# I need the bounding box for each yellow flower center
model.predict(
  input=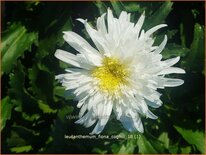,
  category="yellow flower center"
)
[92,57,129,94]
